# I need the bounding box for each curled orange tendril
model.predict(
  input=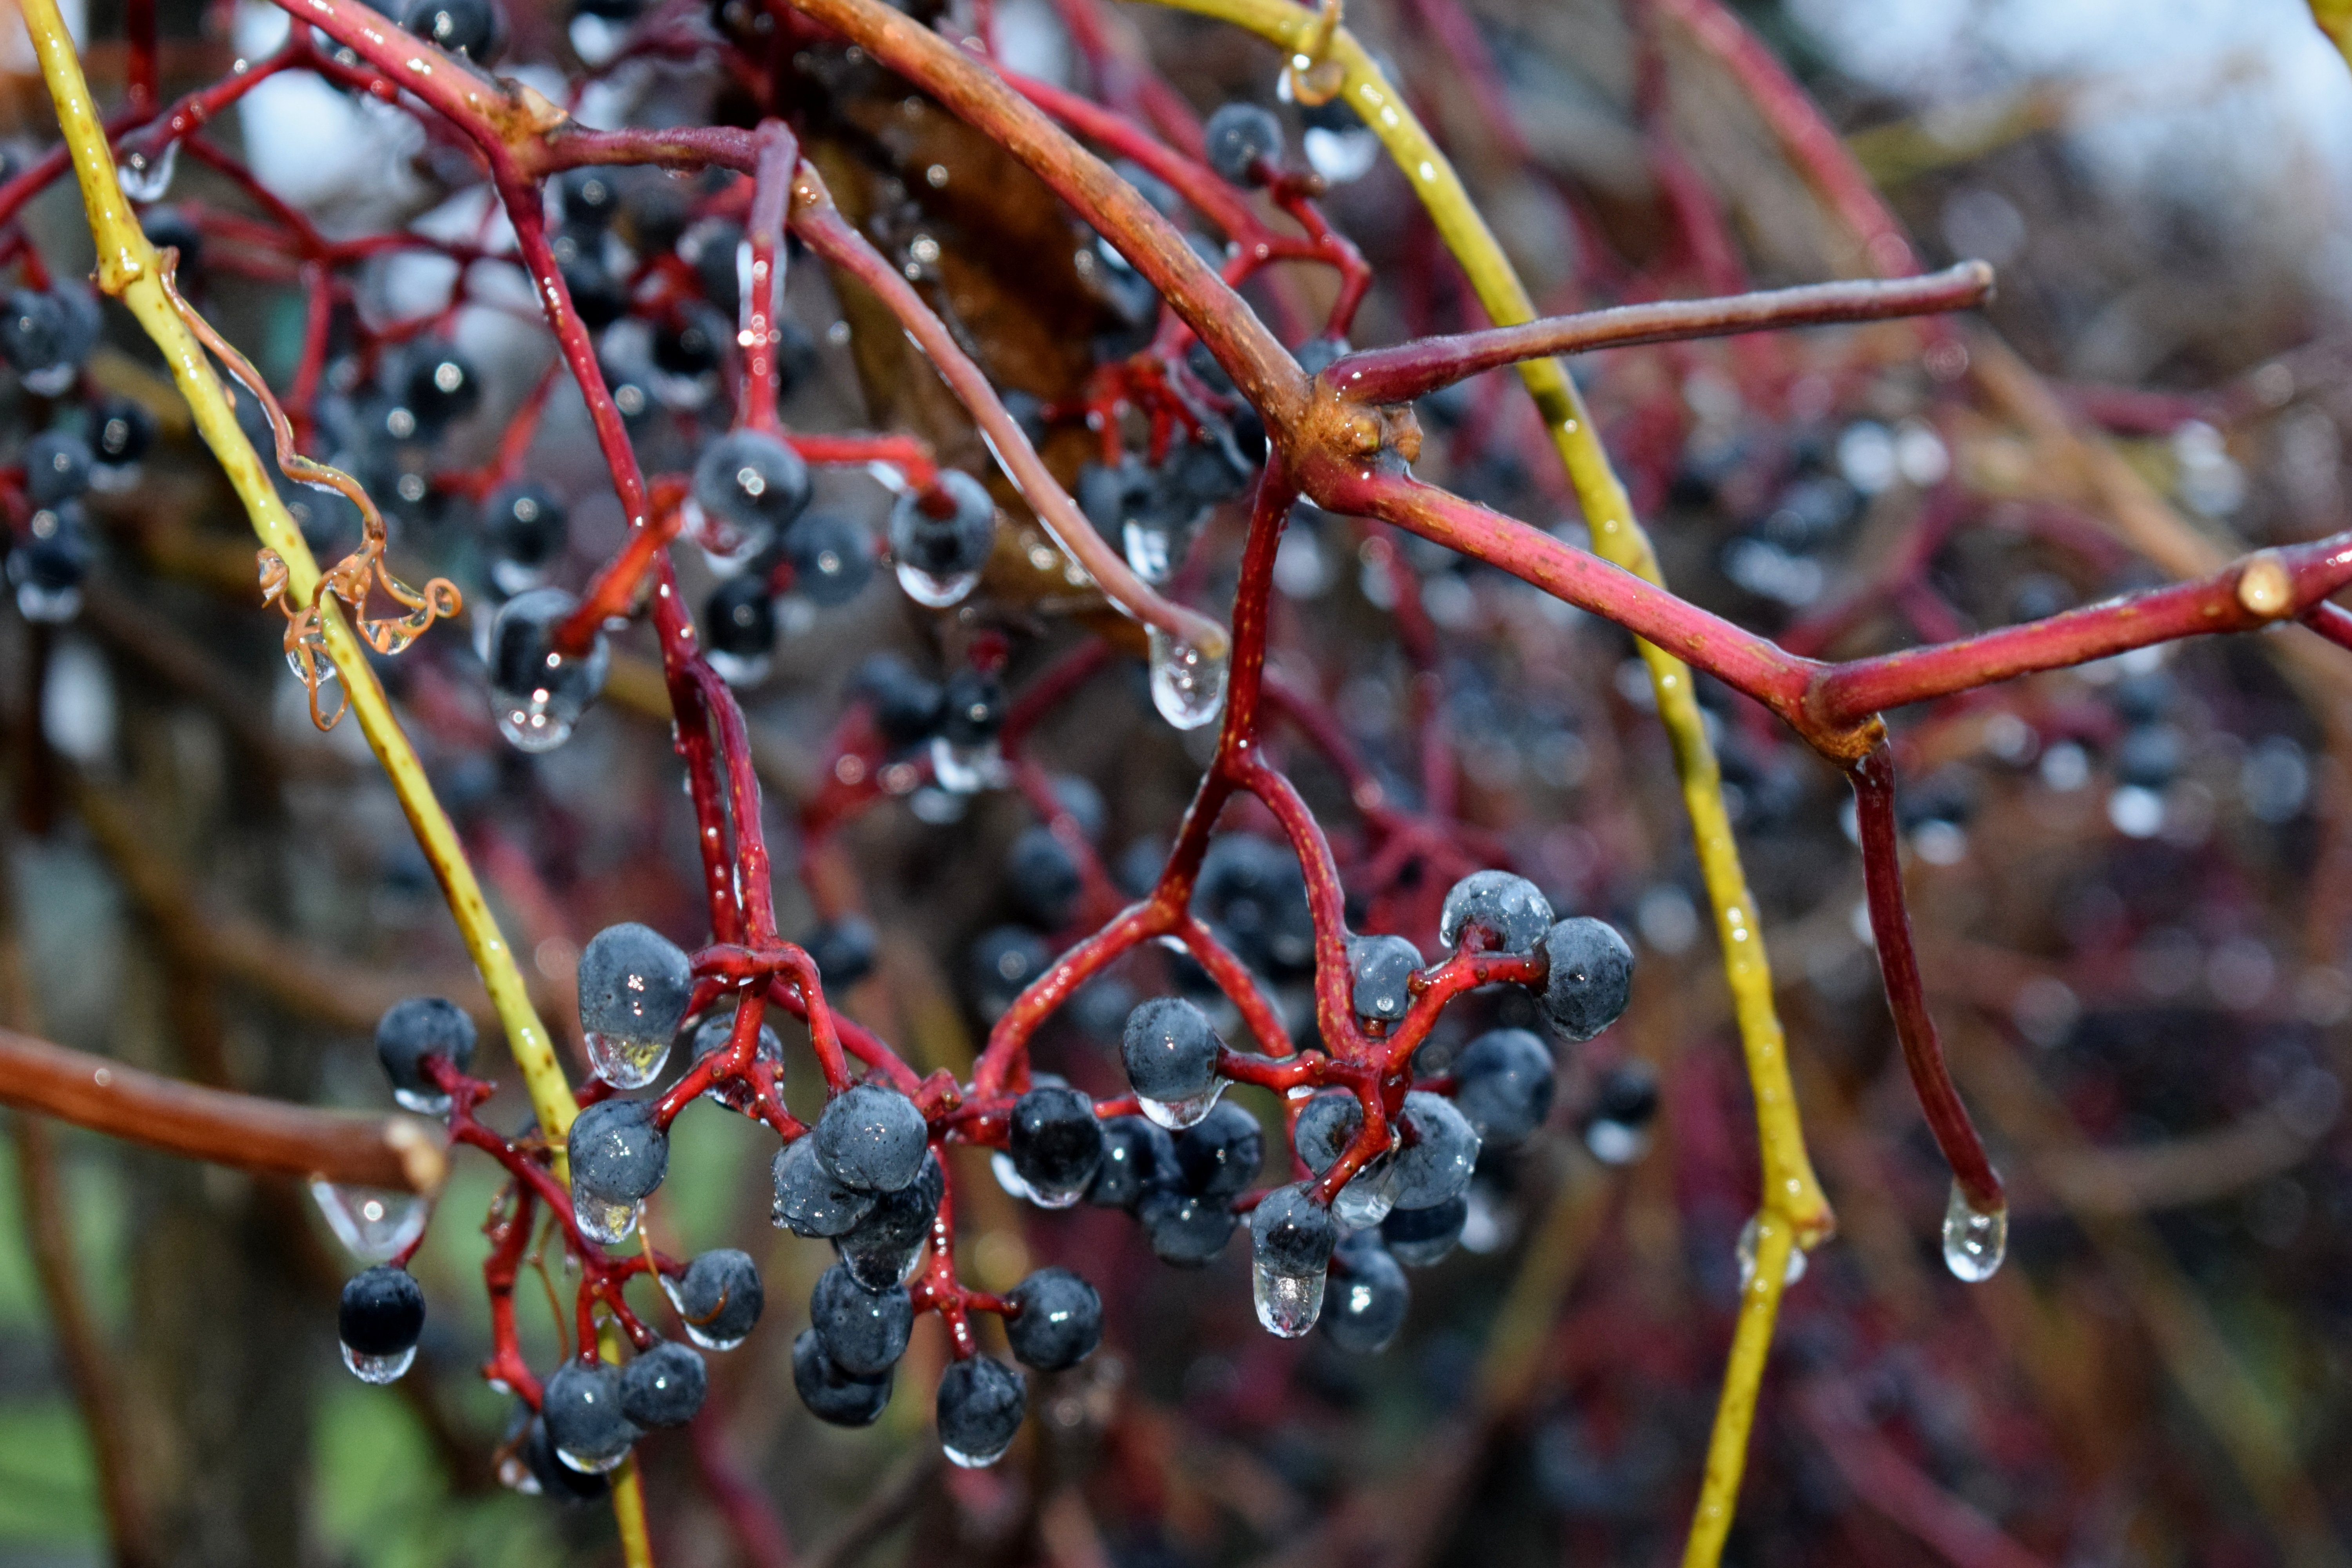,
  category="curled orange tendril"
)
[156,249,462,731]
